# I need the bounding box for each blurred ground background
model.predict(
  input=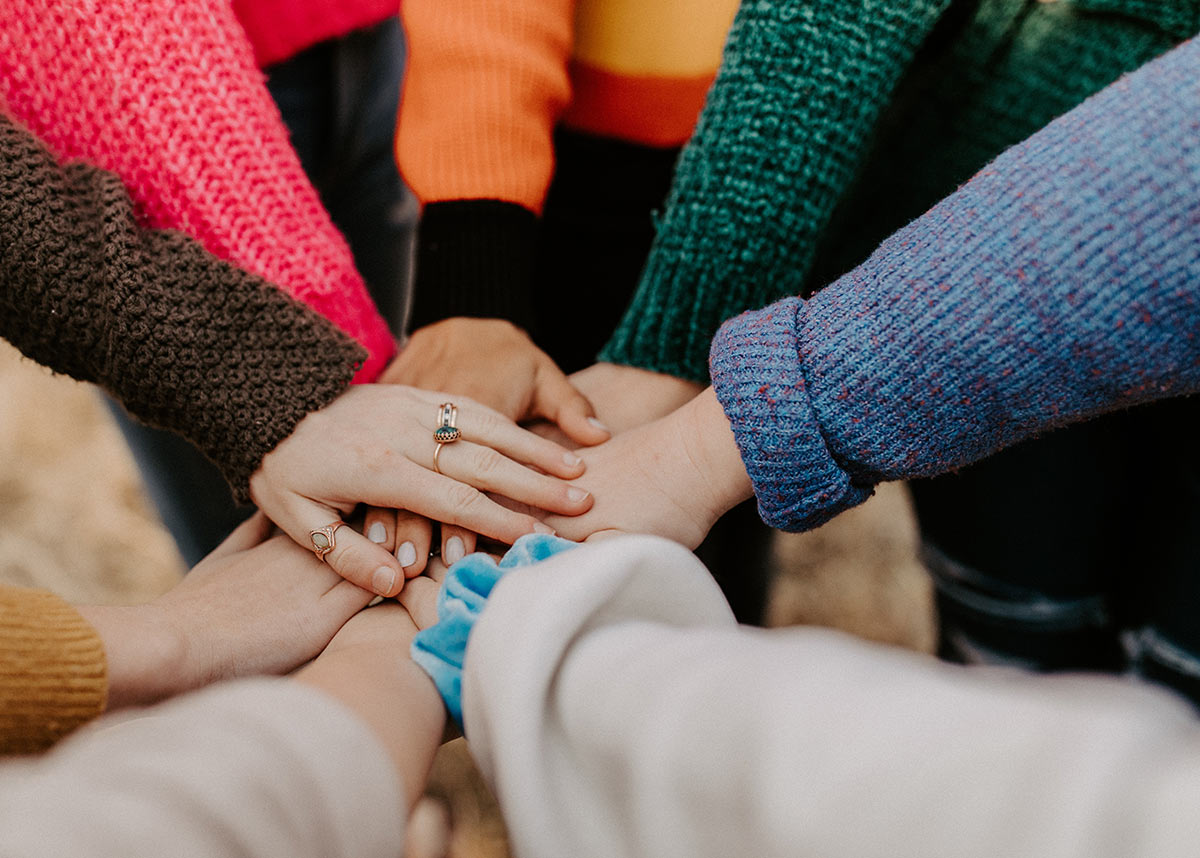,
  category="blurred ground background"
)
[0,338,935,856]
